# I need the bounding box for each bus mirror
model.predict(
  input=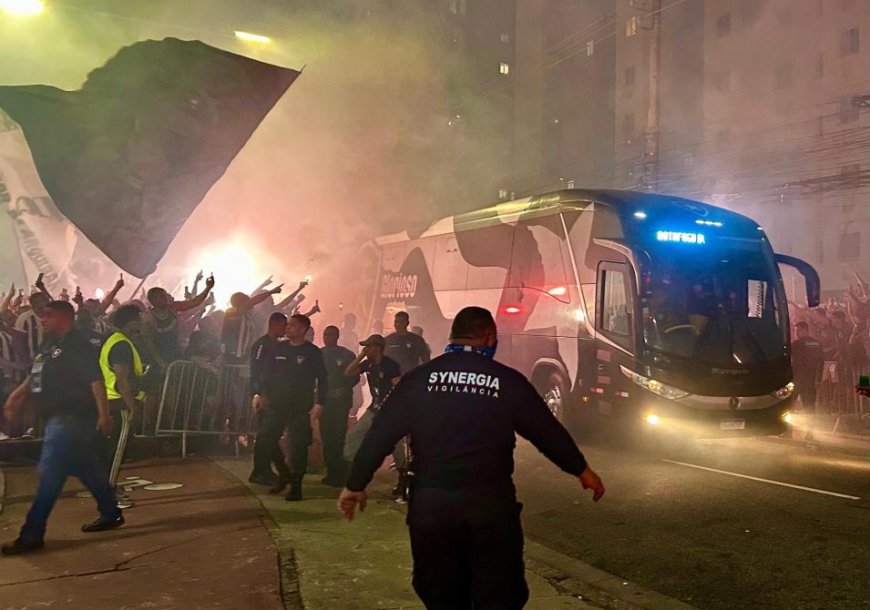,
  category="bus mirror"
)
[775,253,820,308]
